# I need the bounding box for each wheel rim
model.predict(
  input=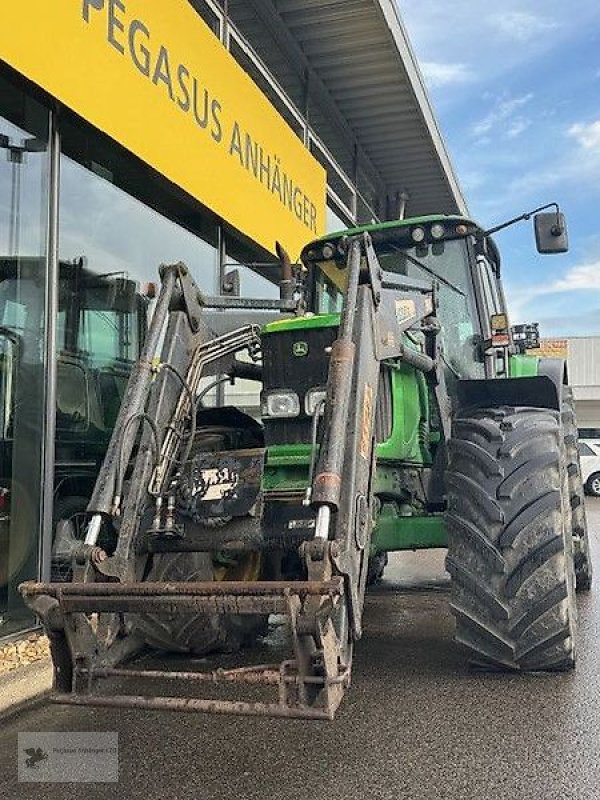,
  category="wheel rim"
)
[591,476,600,495]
